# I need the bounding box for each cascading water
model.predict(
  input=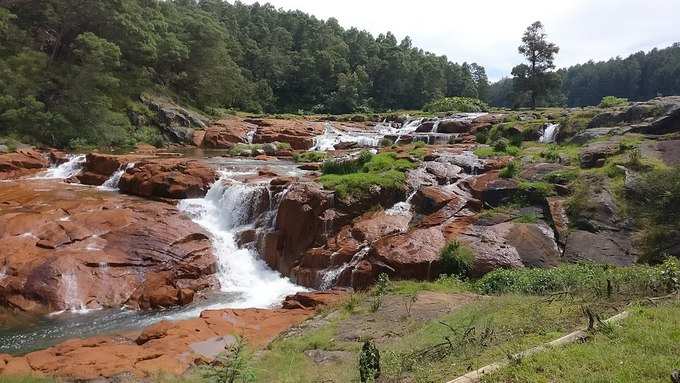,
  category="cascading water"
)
[98,163,135,191]
[178,172,303,308]
[37,154,86,179]
[539,123,560,143]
